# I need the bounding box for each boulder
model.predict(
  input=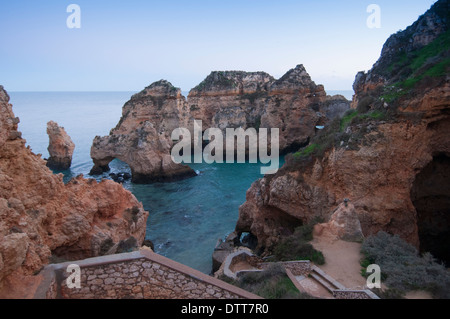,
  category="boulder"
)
[313,201,364,242]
